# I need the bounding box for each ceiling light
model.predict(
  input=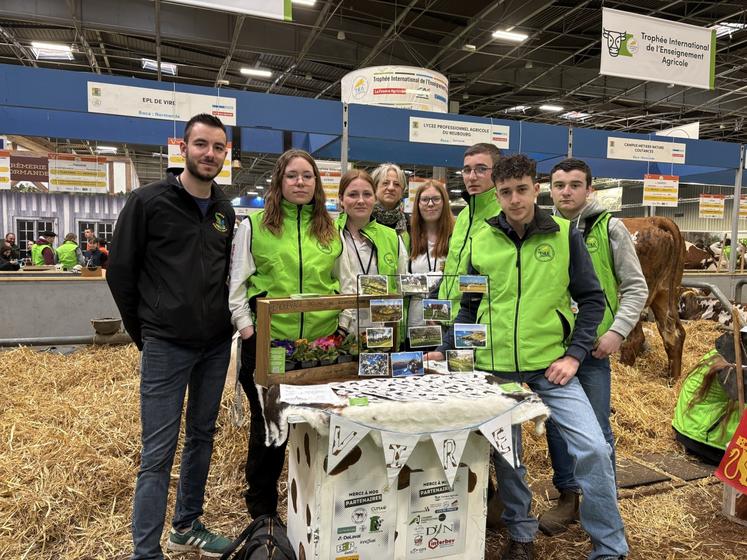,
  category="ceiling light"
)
[246,191,259,196]
[539,104,564,112]
[292,0,316,5]
[337,30,346,40]
[463,44,477,51]
[95,146,118,154]
[142,58,178,76]
[524,60,533,69]
[560,111,591,121]
[216,79,230,86]
[265,178,272,182]
[31,42,74,60]
[505,105,531,113]
[491,30,528,42]
[711,22,747,38]
[449,189,462,193]
[241,68,273,78]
